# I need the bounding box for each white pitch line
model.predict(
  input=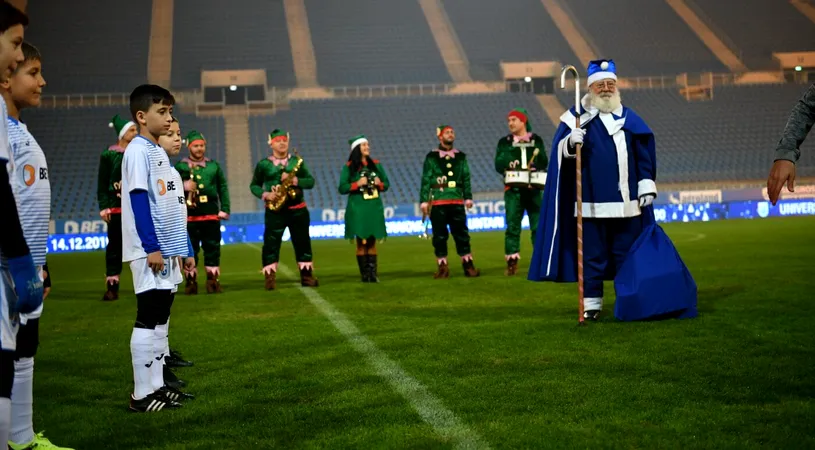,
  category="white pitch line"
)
[686,233,707,242]
[248,244,489,450]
